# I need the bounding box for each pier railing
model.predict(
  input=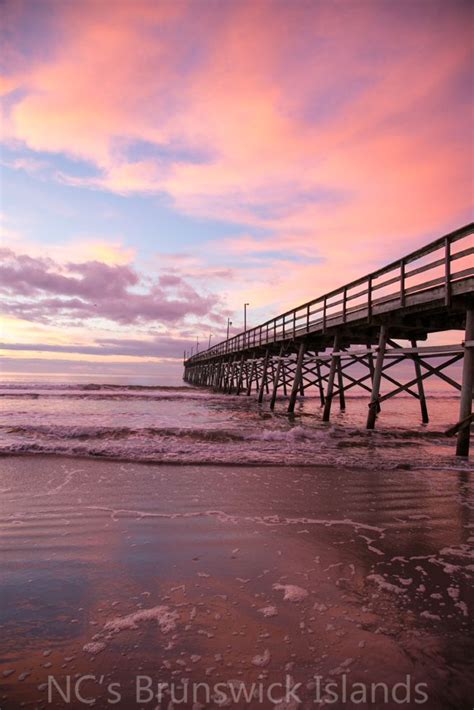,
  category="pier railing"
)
[186,223,473,363]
